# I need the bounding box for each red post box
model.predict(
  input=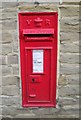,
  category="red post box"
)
[18,12,58,107]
